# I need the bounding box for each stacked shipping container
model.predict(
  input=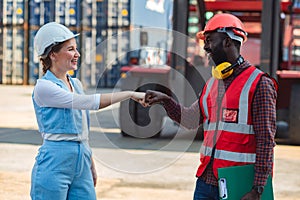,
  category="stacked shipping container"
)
[0,0,27,84]
[98,0,130,87]
[28,0,55,84]
[0,0,130,87]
